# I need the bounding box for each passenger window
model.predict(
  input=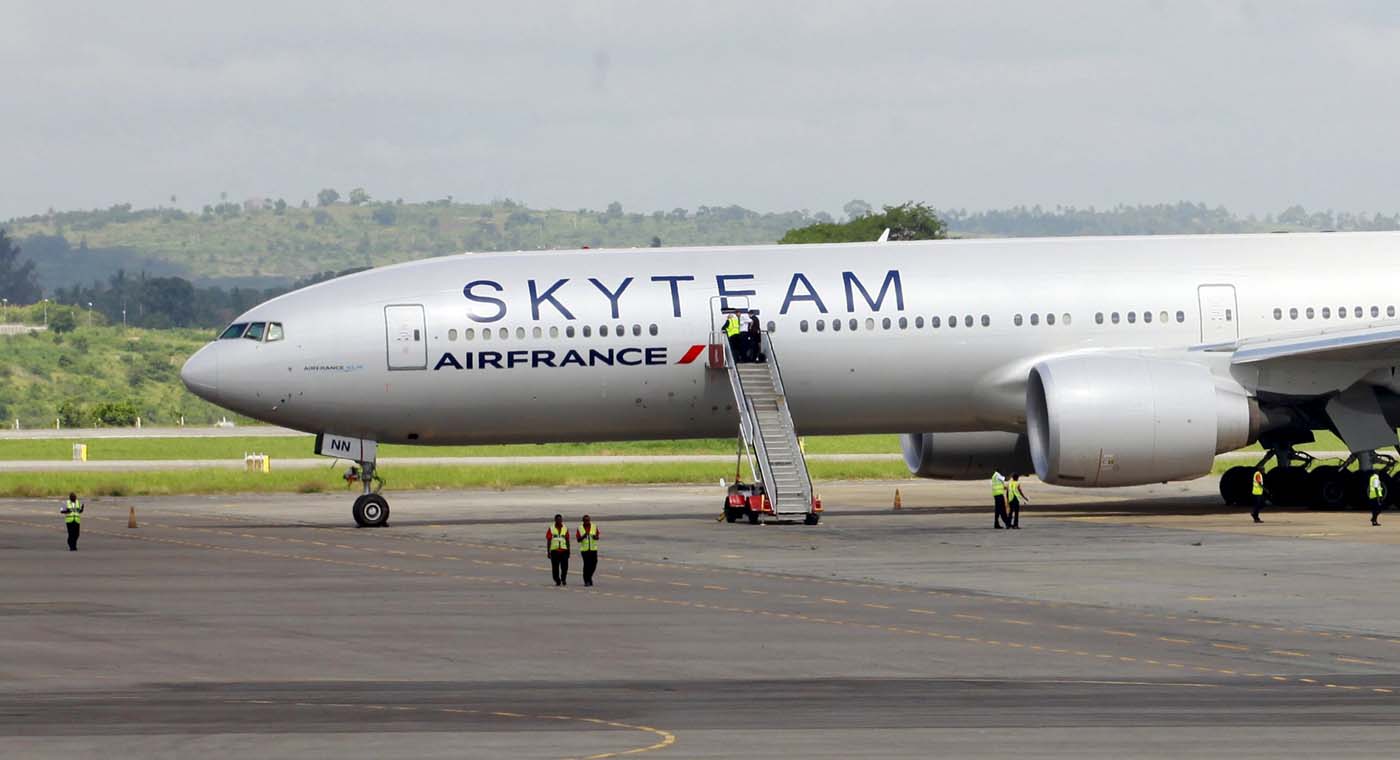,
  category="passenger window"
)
[1062,313,1071,326]
[1014,314,1023,326]
[549,326,559,338]
[800,320,810,332]
[1391,306,1397,318]
[1144,311,1153,323]
[1030,314,1039,326]
[816,319,825,332]
[498,327,508,339]
[767,321,776,333]
[1322,307,1331,319]
[867,318,877,330]
[1111,312,1120,324]
[1337,307,1345,319]
[566,326,576,338]
[448,328,458,342]
[1273,308,1282,320]
[1176,311,1185,323]
[632,324,641,337]
[832,319,842,332]
[533,327,543,338]
[583,326,592,337]
[1226,309,1233,321]
[1372,306,1380,318]
[898,317,908,329]
[1158,311,1167,324]
[1127,312,1136,324]
[931,316,941,328]
[963,315,972,327]
[649,324,658,336]
[849,319,858,331]
[915,316,925,328]
[219,322,248,340]
[266,323,284,342]
[1289,308,1298,320]
[600,325,609,337]
[615,324,624,337]
[1095,312,1103,325]
[1355,307,1363,319]
[244,322,266,341]
[516,327,526,339]
[466,328,476,340]
[1046,313,1055,326]
[980,315,990,327]
[948,315,957,329]
[1306,308,1315,319]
